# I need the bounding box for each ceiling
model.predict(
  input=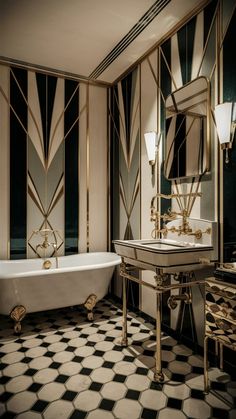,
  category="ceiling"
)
[0,0,206,84]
